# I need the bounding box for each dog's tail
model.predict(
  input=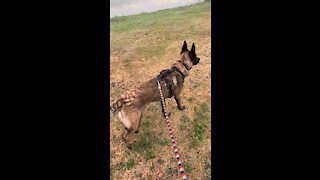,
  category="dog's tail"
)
[110,88,142,119]
[110,98,125,118]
